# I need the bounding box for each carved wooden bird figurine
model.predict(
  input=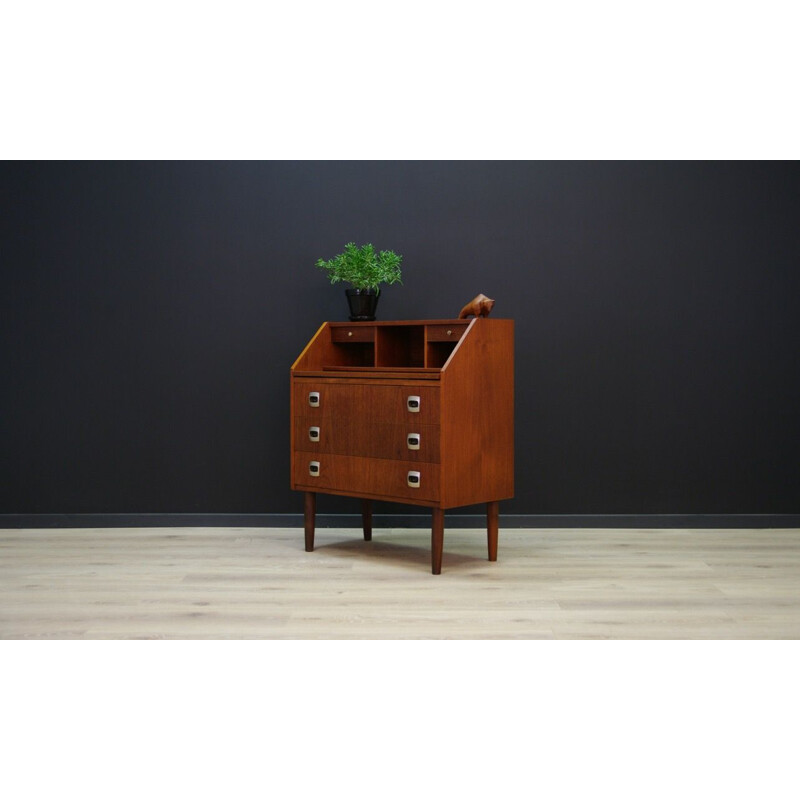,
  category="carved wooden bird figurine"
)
[458,293,495,319]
